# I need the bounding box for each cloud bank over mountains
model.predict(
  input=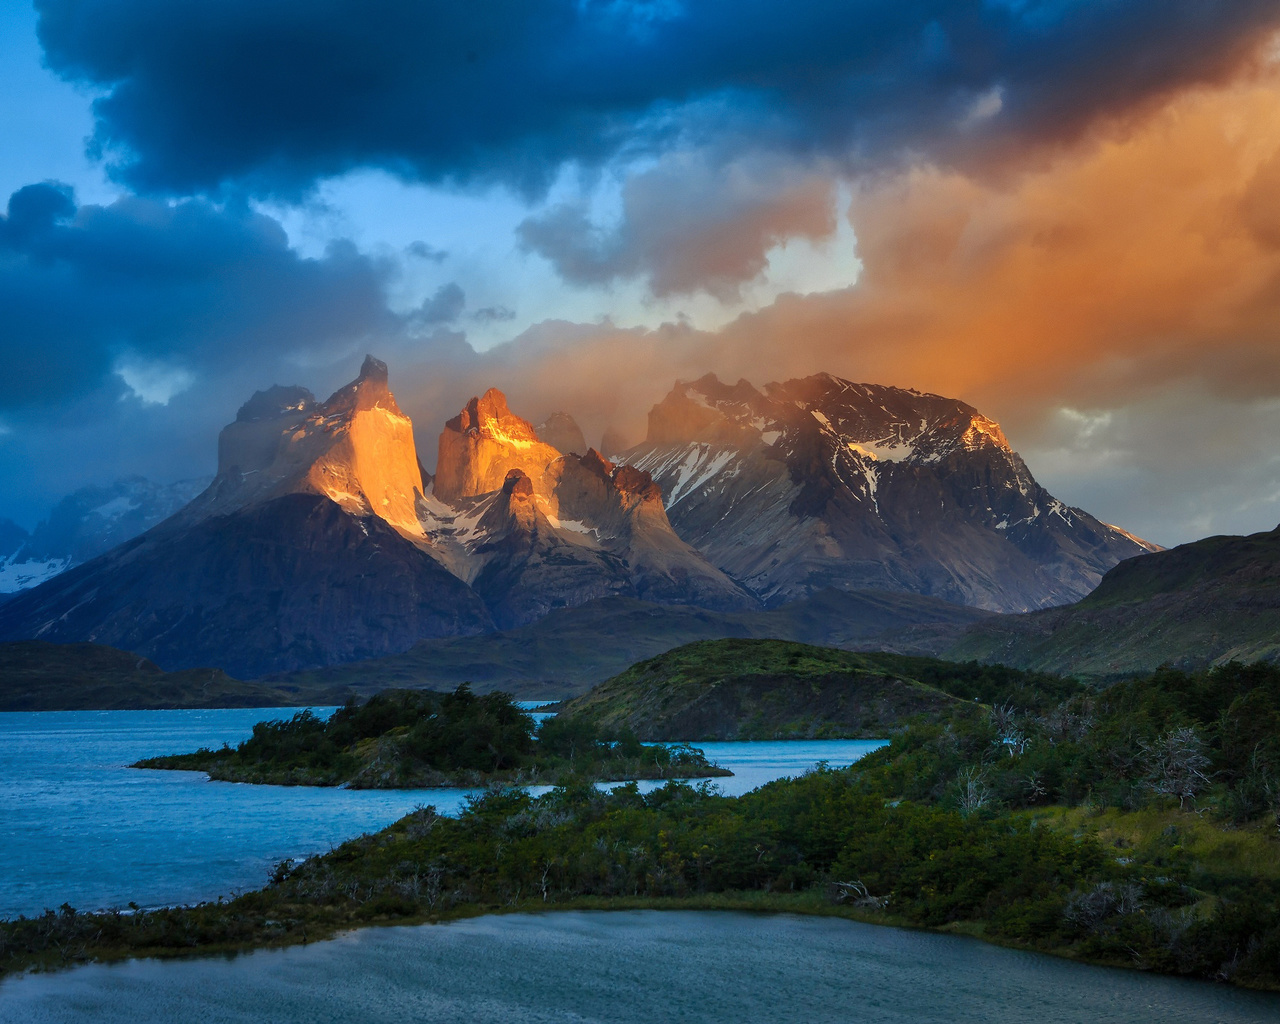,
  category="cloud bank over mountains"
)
[1,1,1279,544]
[34,0,1276,195]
